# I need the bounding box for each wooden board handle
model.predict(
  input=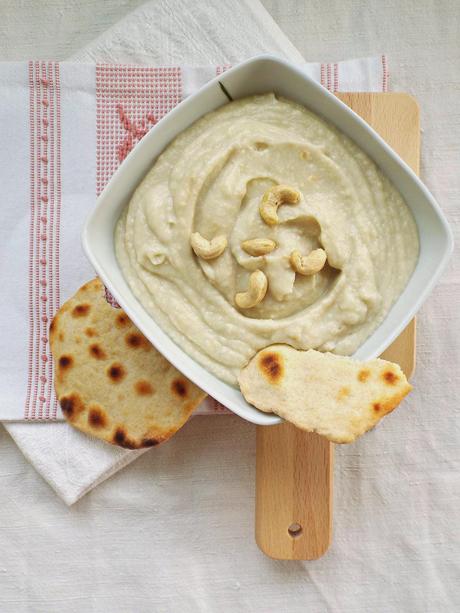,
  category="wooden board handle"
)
[255,423,333,560]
